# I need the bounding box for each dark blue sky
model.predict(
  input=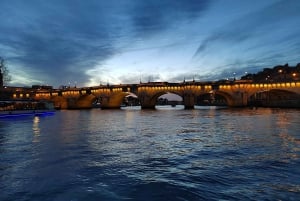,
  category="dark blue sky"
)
[0,0,299,87]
